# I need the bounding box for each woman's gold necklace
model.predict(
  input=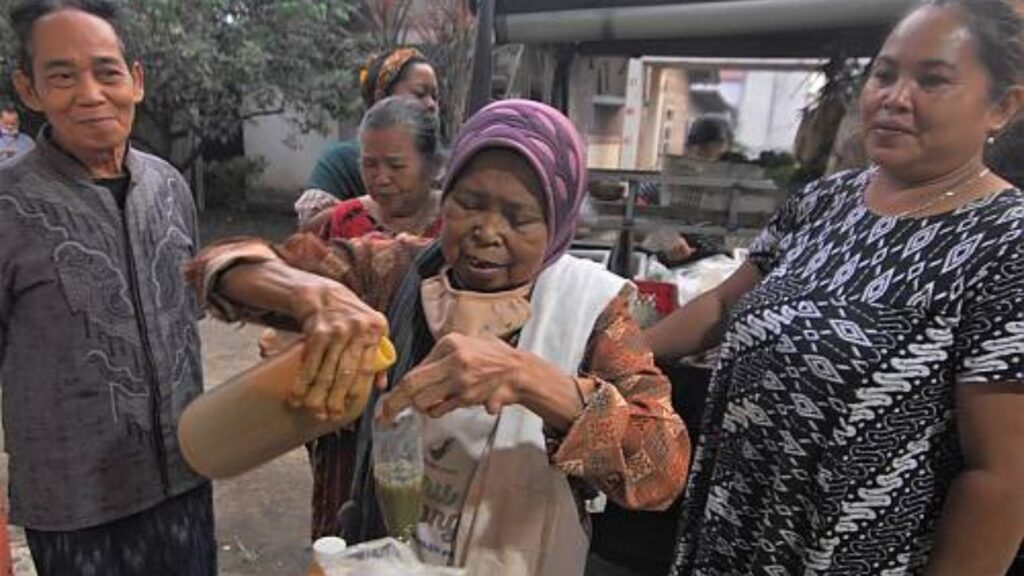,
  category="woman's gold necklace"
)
[874,167,992,218]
